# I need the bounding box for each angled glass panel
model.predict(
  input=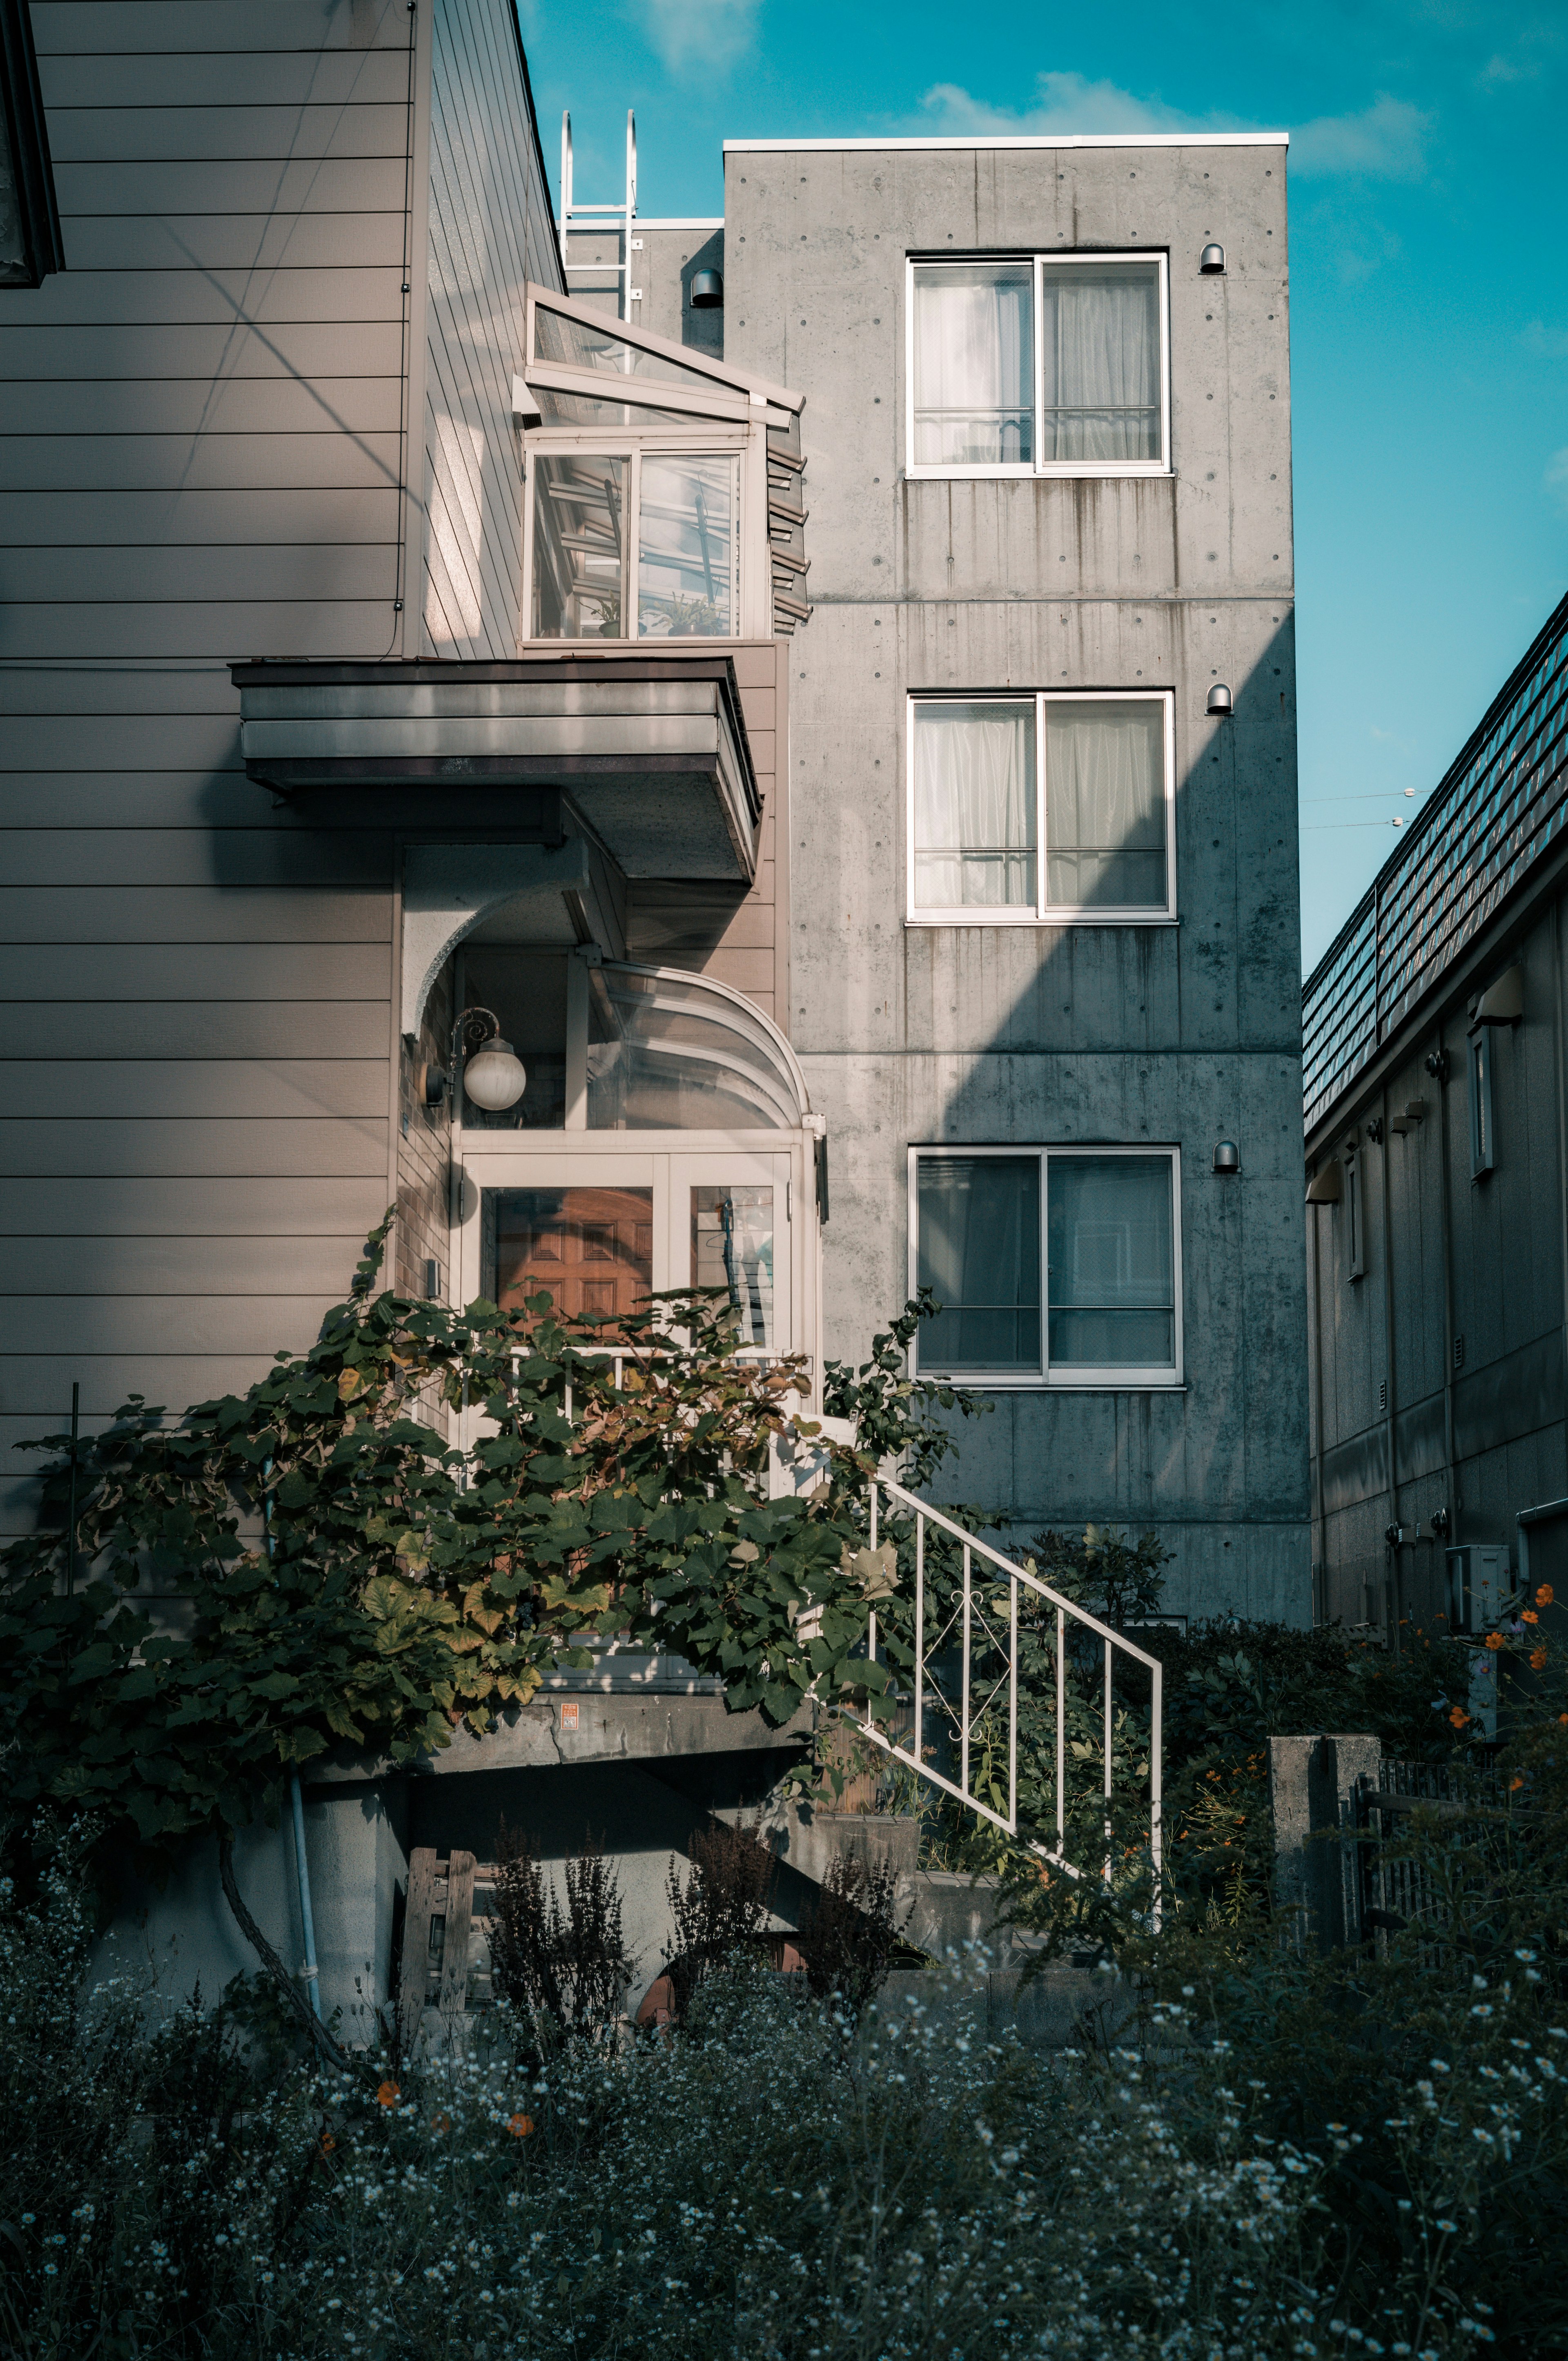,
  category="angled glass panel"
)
[912,700,1036,910]
[534,303,731,395]
[1045,698,1166,908]
[1039,262,1161,464]
[532,384,719,430]
[912,263,1033,467]
[917,1156,1041,1372]
[1048,1155,1174,1367]
[530,453,628,639]
[637,454,737,638]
